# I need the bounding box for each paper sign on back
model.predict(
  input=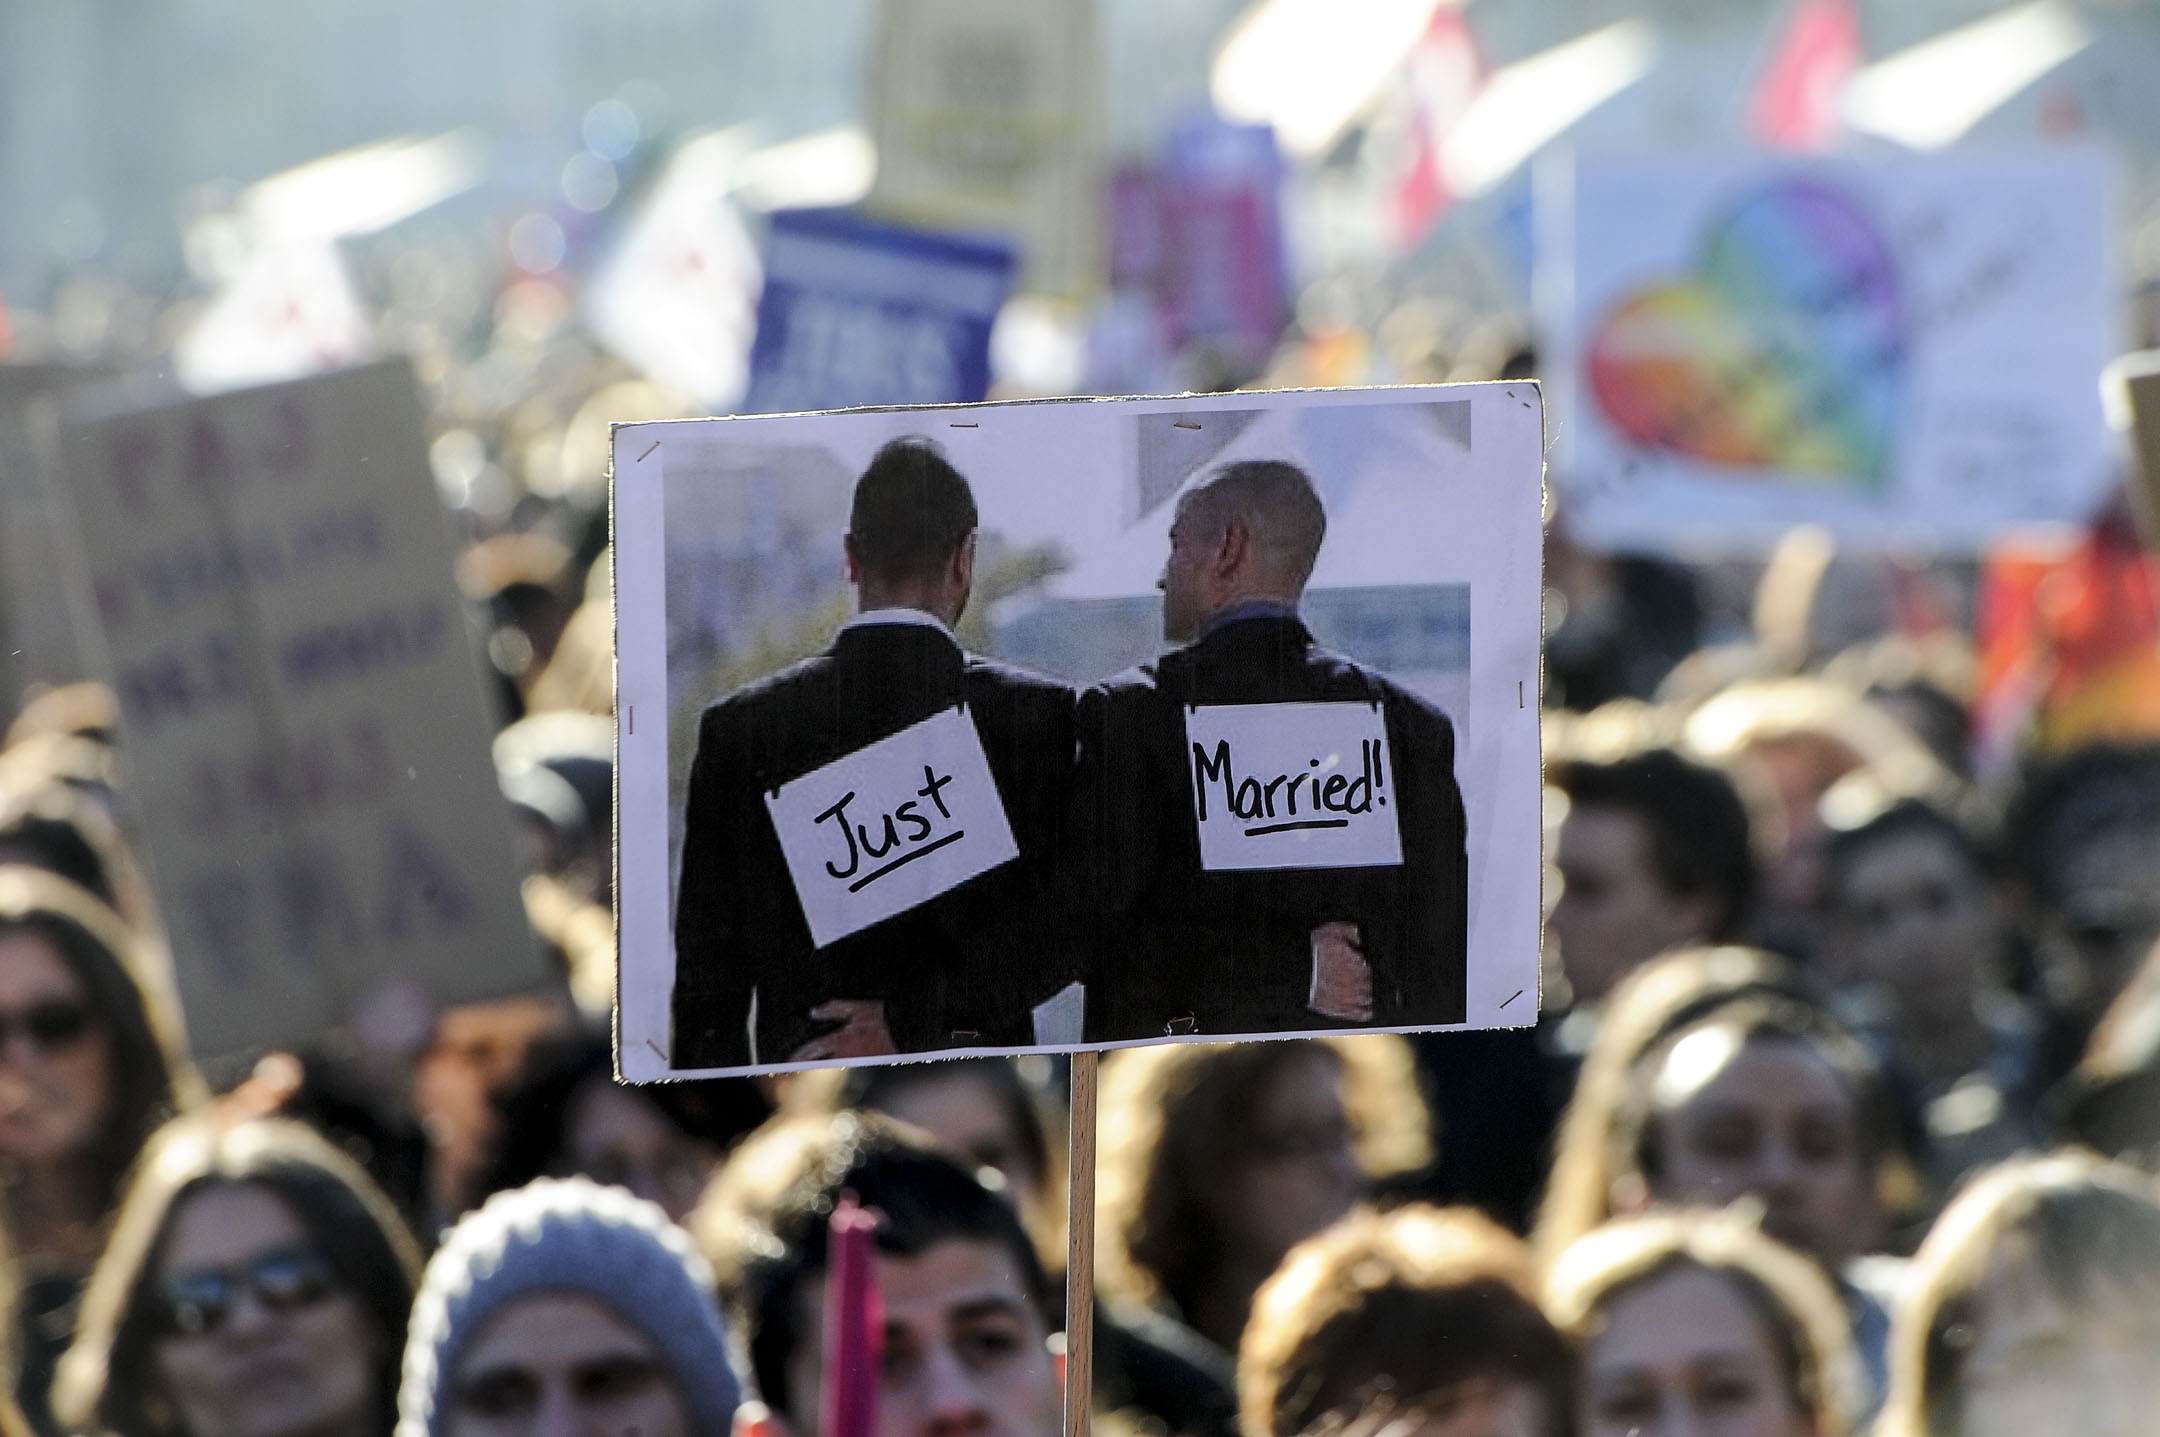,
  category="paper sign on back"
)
[1184,702,1402,872]
[766,704,1019,947]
